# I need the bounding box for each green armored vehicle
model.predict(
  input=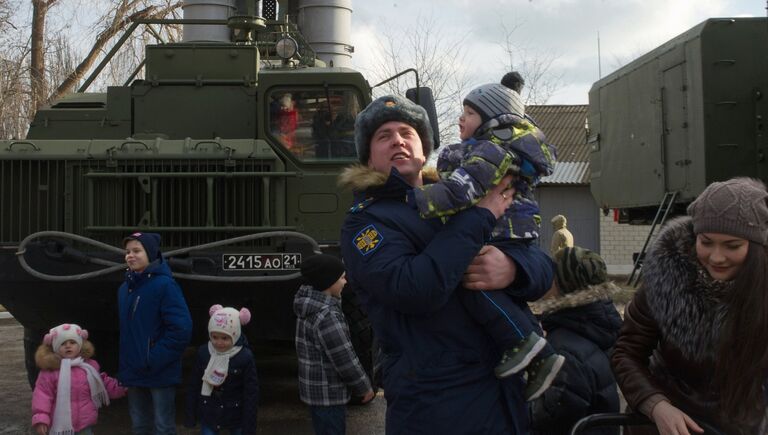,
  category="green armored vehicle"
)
[589,17,767,223]
[0,0,438,384]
